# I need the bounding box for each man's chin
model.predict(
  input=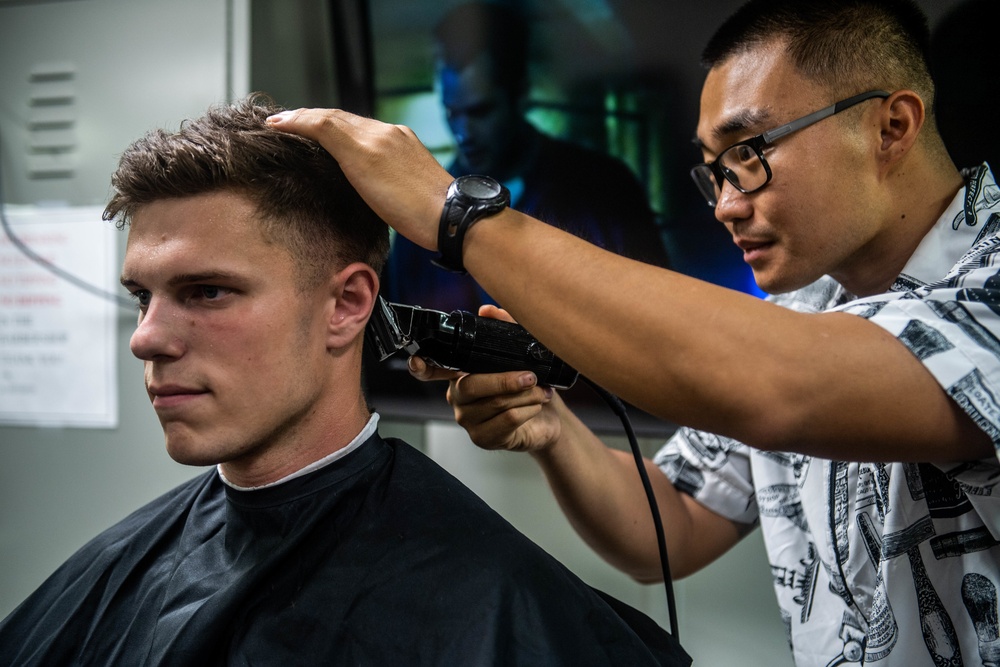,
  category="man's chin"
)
[163,432,225,468]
